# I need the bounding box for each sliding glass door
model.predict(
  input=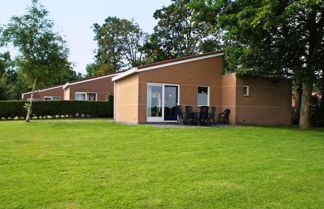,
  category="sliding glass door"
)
[164,85,178,121]
[147,84,163,122]
[147,84,179,122]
